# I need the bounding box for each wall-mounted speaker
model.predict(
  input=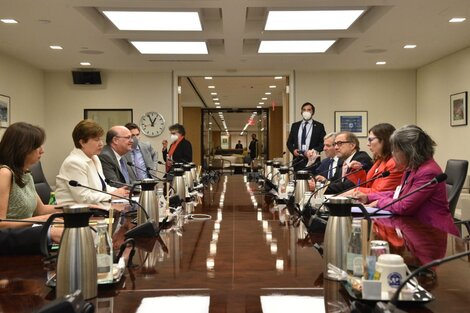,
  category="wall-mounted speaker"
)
[72,71,102,85]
